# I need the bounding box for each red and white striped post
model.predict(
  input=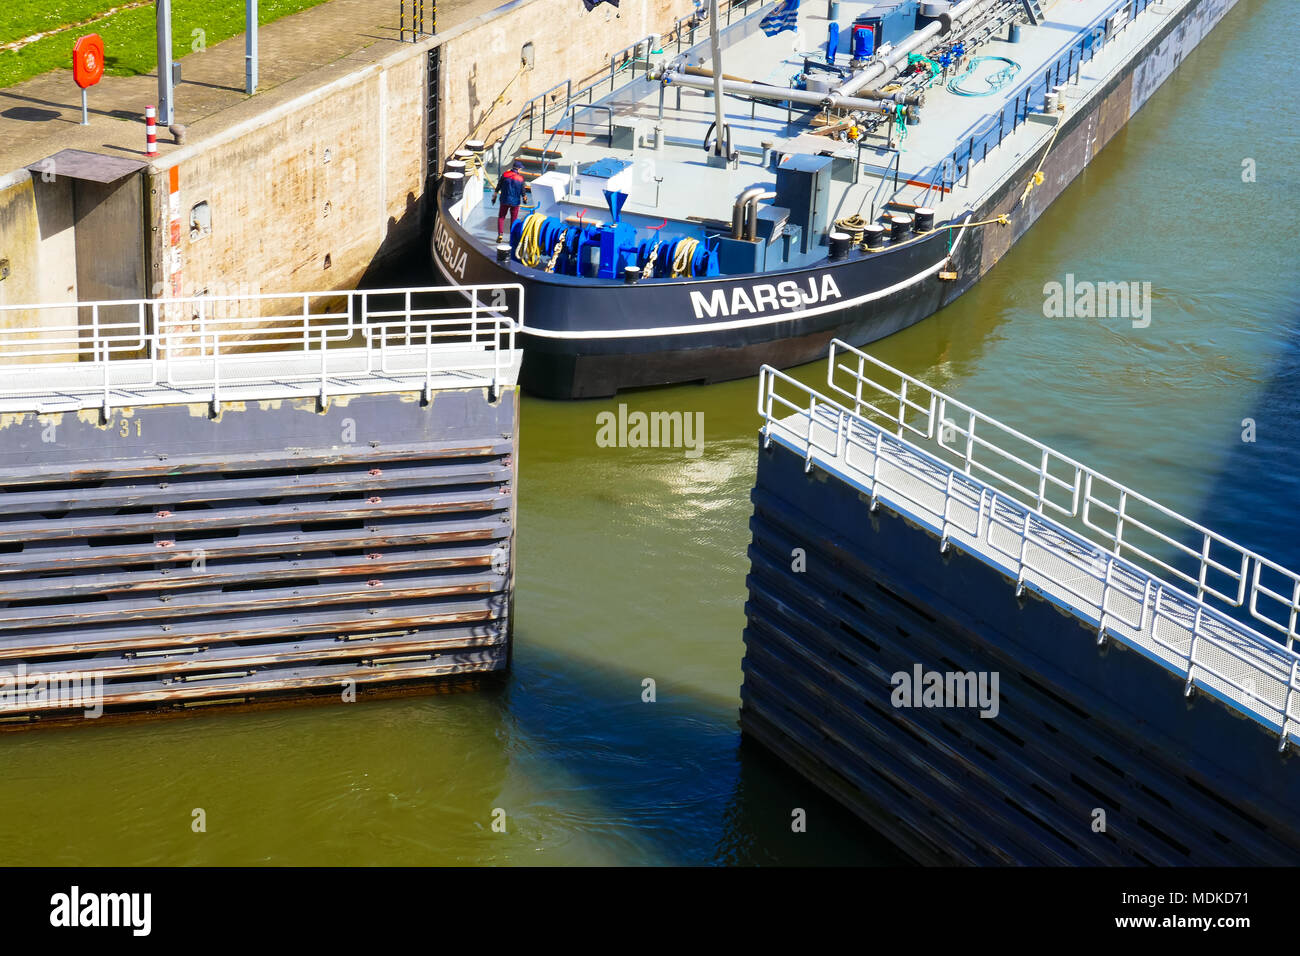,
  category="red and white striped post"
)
[144,105,159,158]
